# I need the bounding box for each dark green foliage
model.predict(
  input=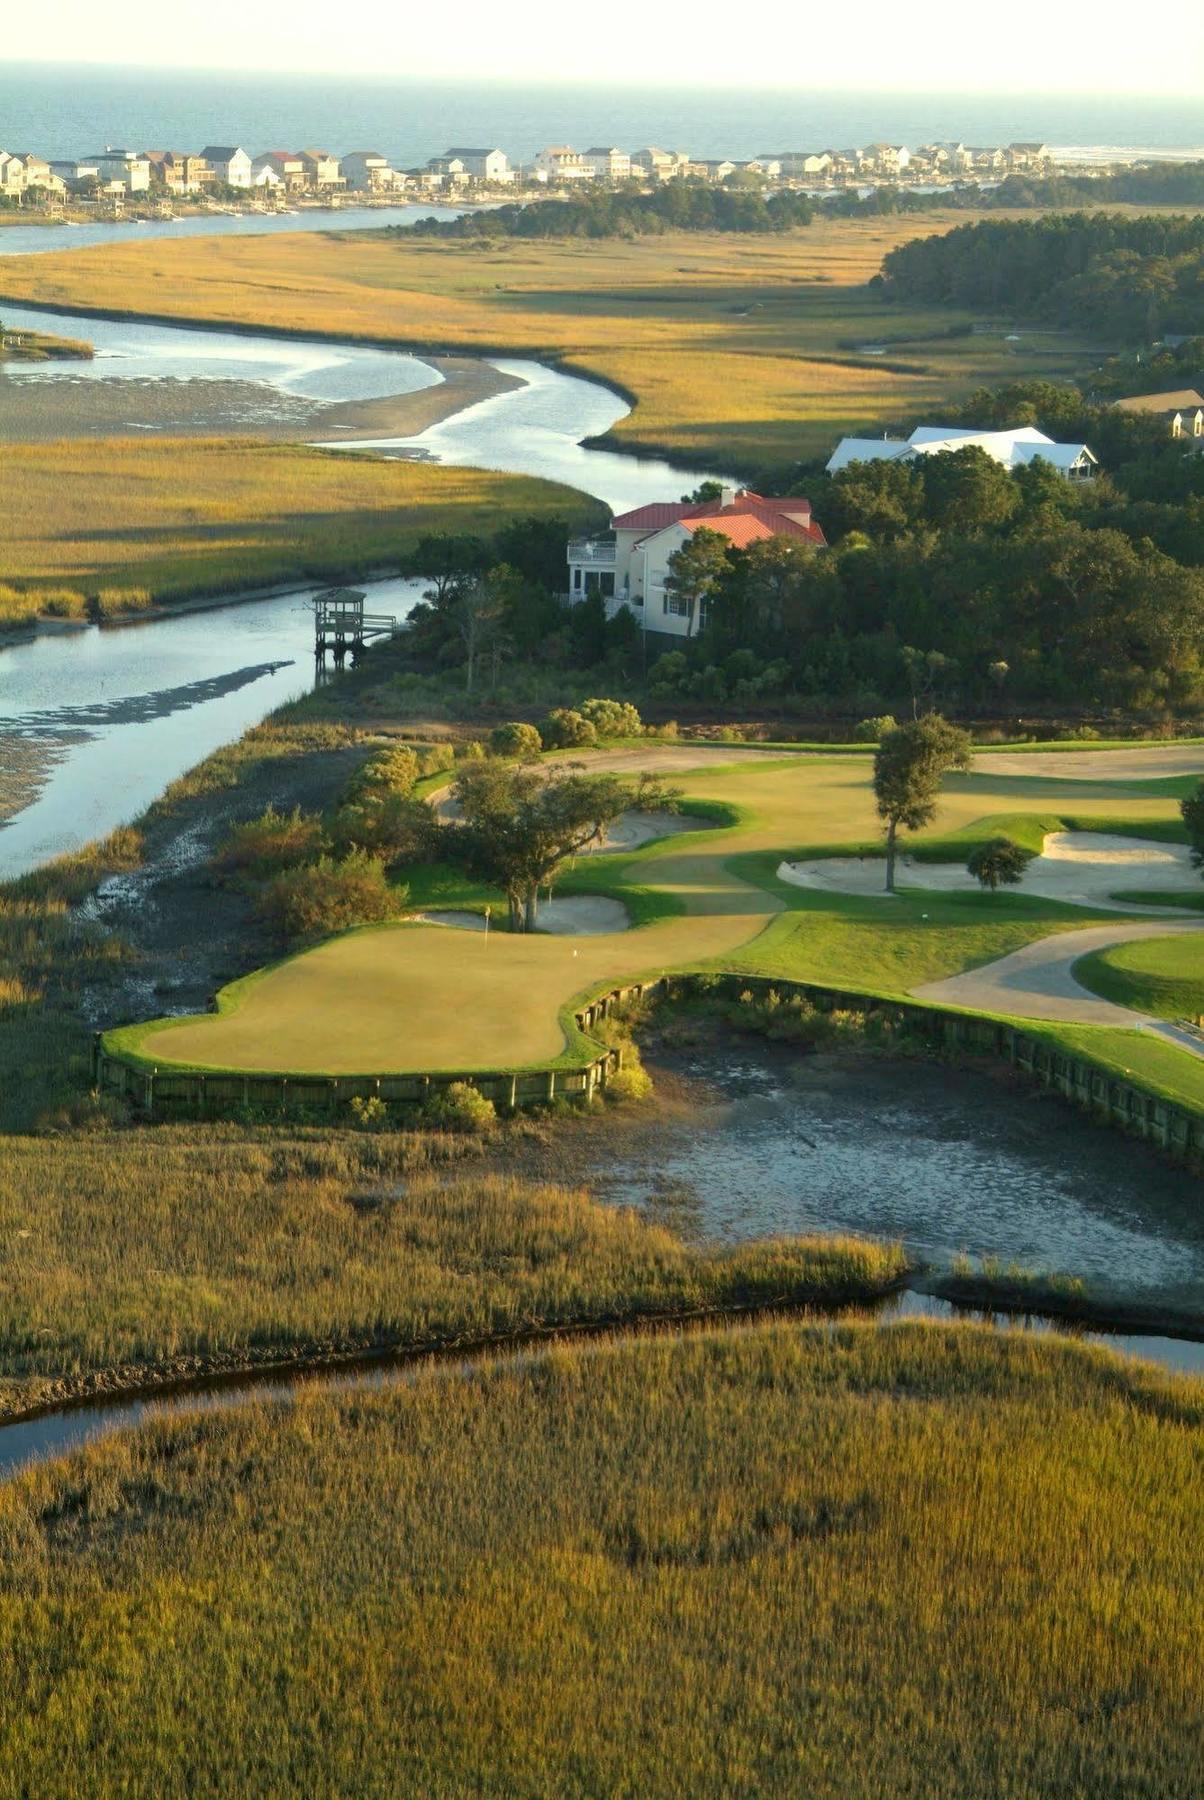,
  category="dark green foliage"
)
[257,851,400,944]
[1181,782,1204,873]
[490,721,544,758]
[540,707,597,750]
[873,716,973,889]
[967,838,1033,891]
[881,213,1204,340]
